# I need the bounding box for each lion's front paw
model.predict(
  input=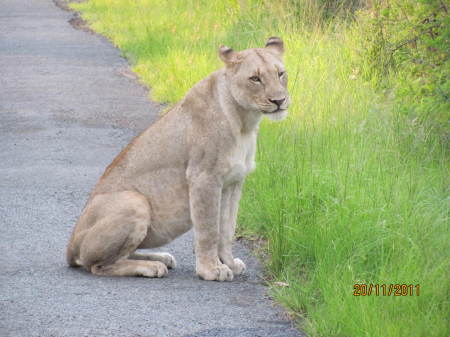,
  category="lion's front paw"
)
[197,263,234,282]
[230,258,246,276]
